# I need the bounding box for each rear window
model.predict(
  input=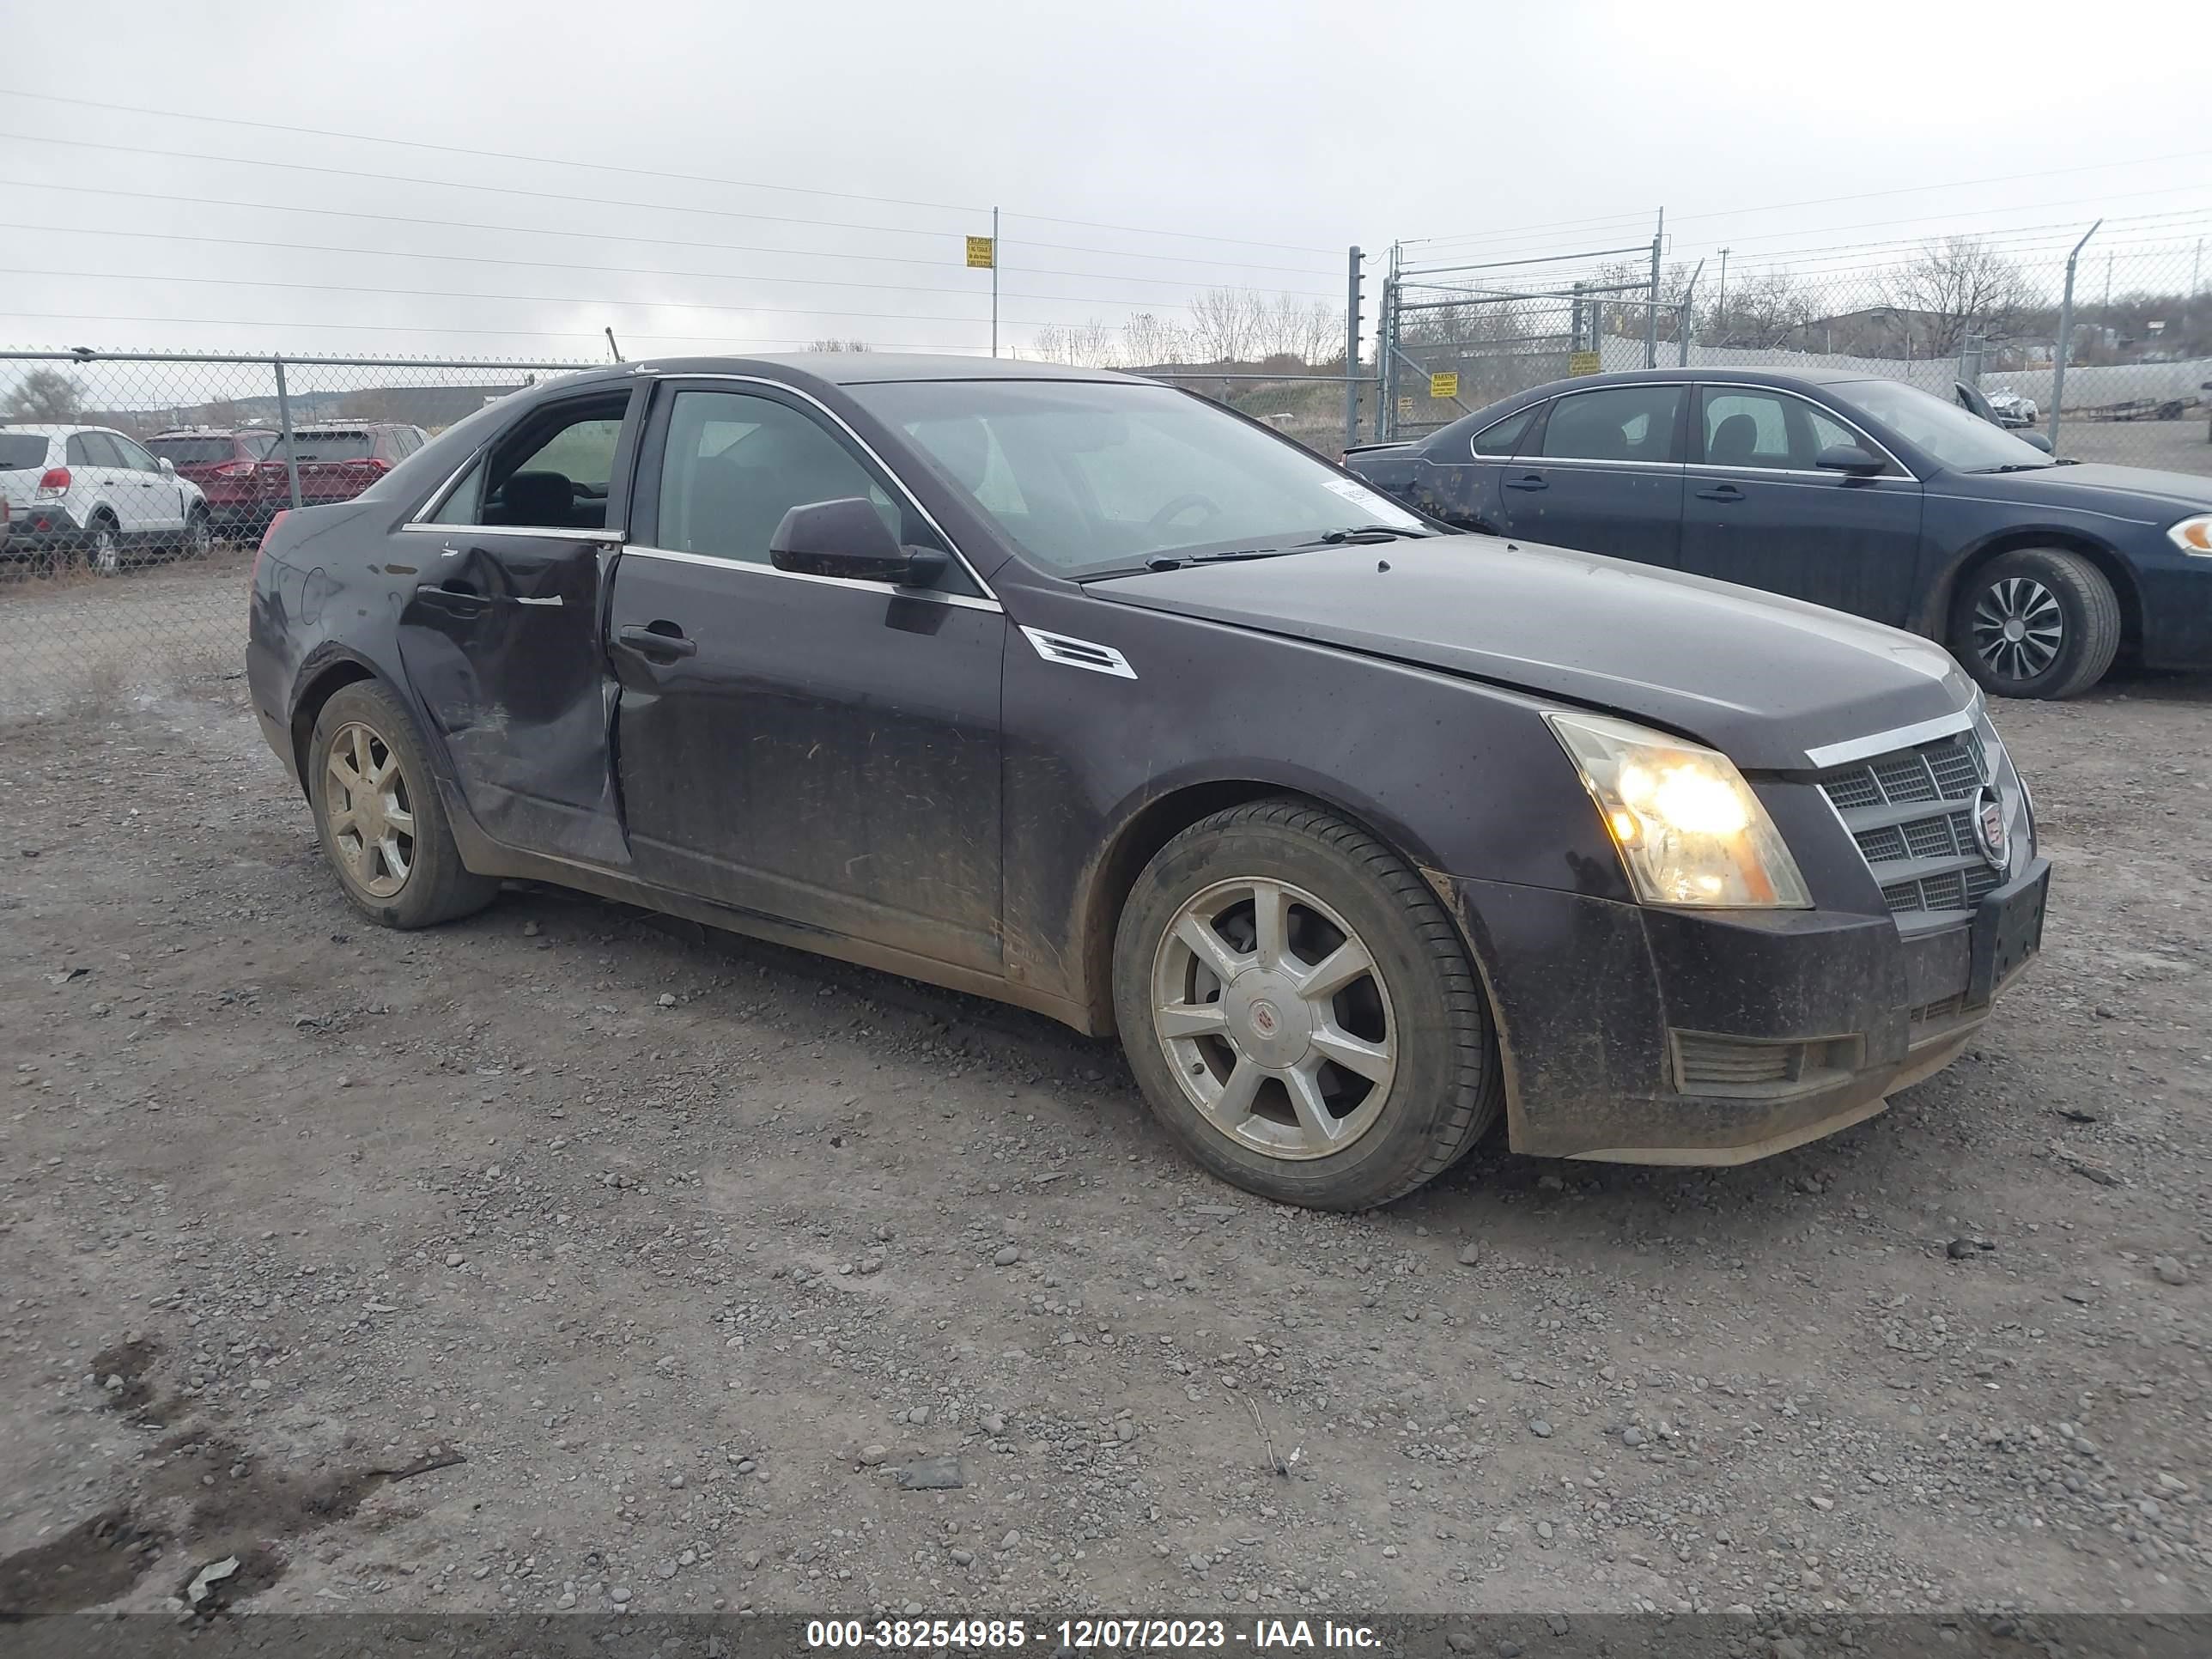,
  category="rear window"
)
[291,430,373,461]
[0,433,48,470]
[147,437,239,465]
